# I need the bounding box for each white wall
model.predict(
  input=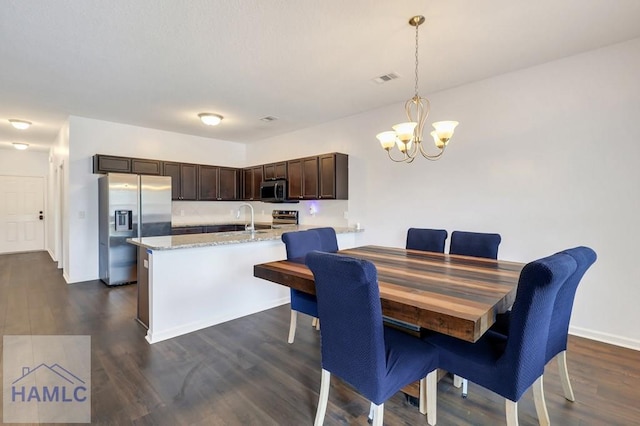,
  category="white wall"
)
[247,38,640,349]
[0,148,49,177]
[64,116,247,283]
